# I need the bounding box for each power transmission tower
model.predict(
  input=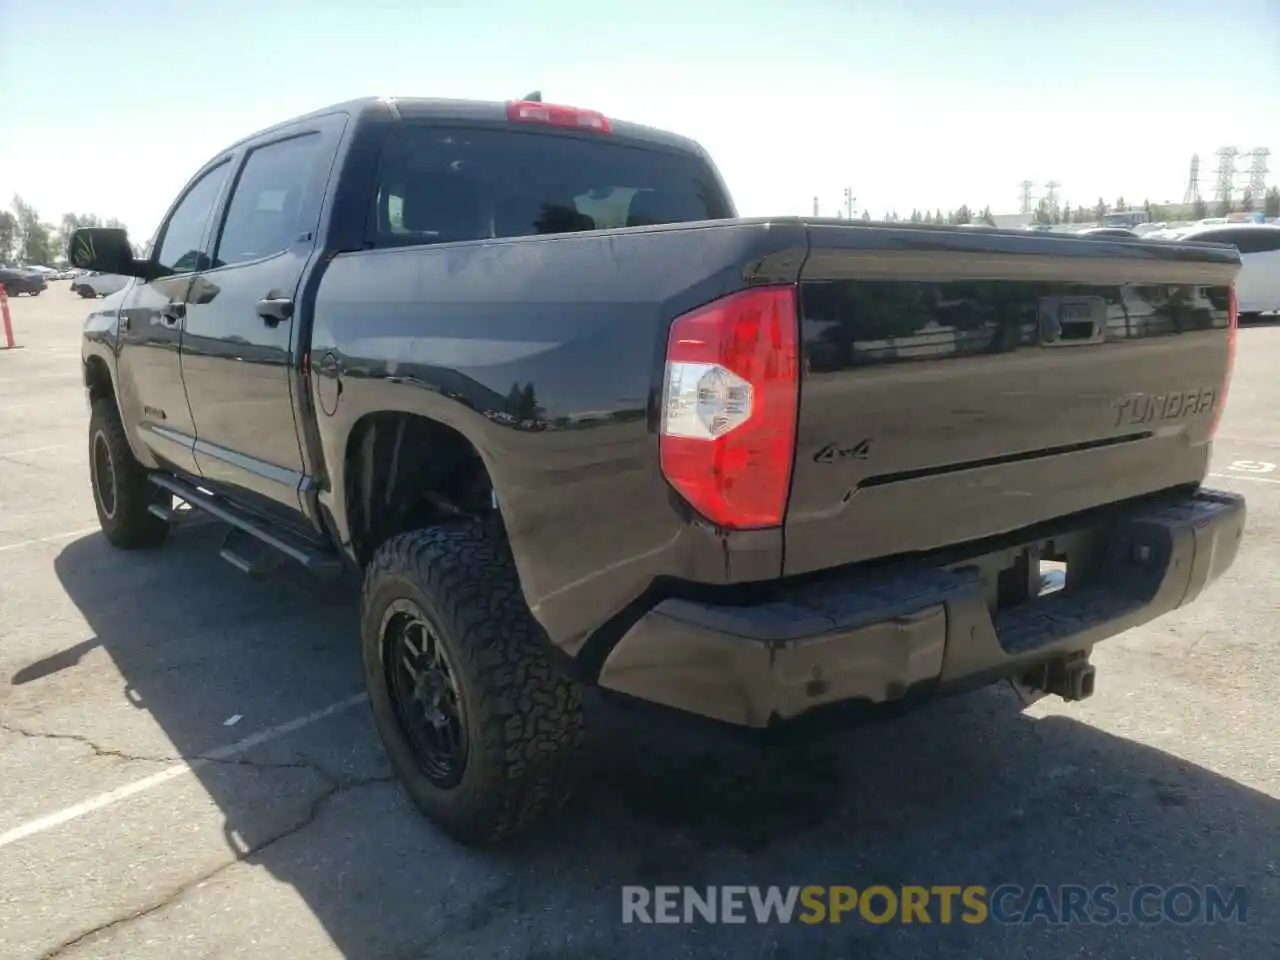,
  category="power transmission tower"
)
[1018,180,1034,214]
[1183,154,1201,204]
[1043,180,1061,213]
[843,187,855,220]
[1213,147,1238,206]
[1244,148,1271,203]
